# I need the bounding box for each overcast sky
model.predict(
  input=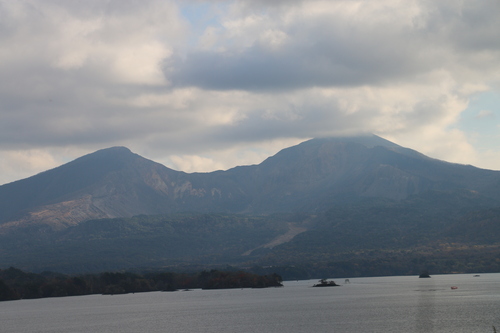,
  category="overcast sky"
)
[1,0,500,185]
